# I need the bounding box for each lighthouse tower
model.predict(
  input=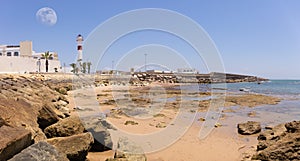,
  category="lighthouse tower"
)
[76,34,83,66]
